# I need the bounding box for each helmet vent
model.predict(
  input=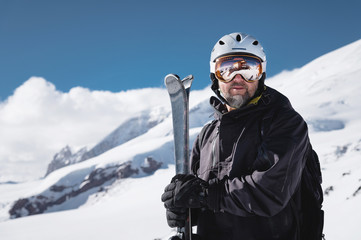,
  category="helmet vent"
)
[236,34,241,42]
[253,40,259,46]
[219,40,225,45]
